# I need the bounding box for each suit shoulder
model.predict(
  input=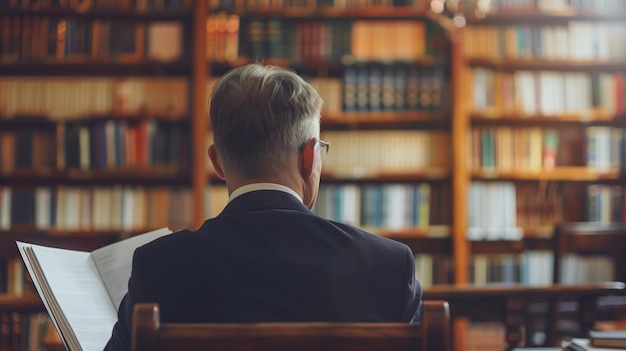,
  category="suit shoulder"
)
[330,220,412,254]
